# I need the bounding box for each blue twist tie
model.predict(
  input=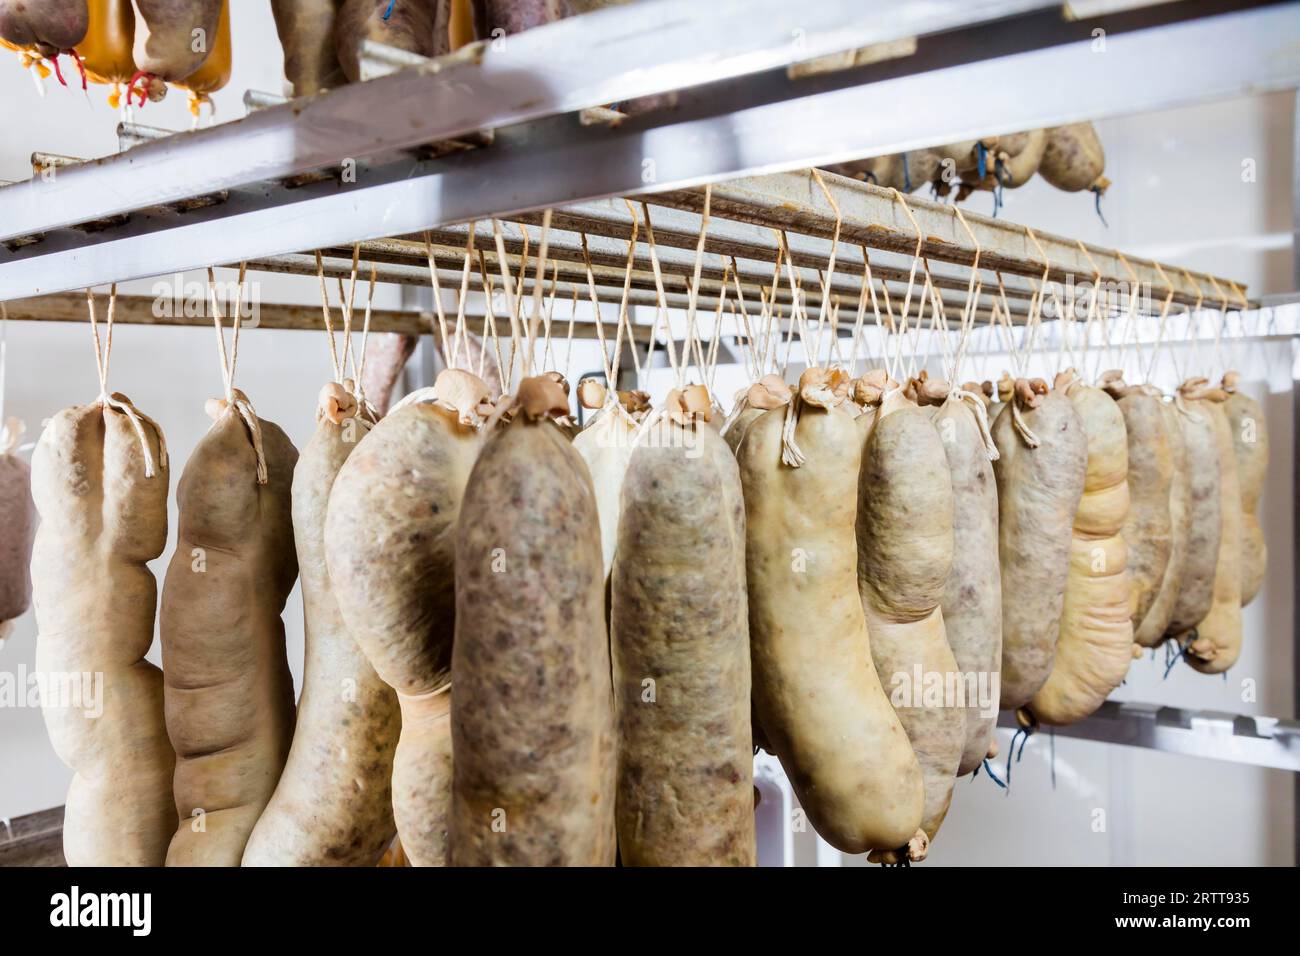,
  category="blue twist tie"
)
[1092,185,1109,227]
[981,758,1007,789]
[1163,640,1188,679]
[1005,724,1032,789]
